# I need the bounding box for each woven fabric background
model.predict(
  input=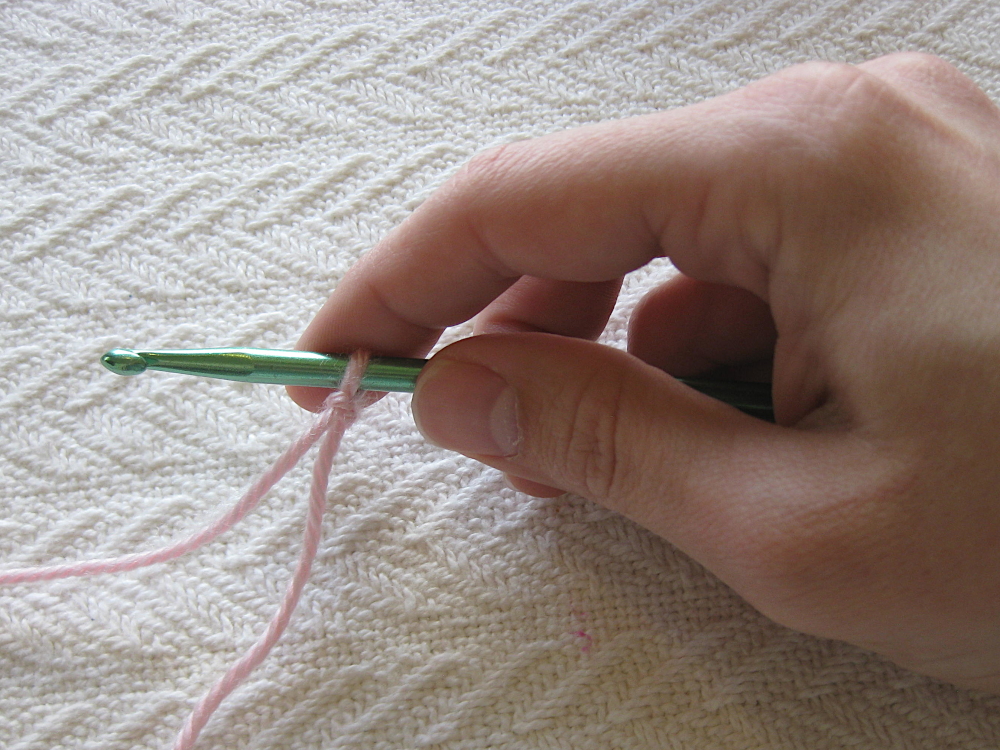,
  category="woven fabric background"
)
[3,1,1000,748]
